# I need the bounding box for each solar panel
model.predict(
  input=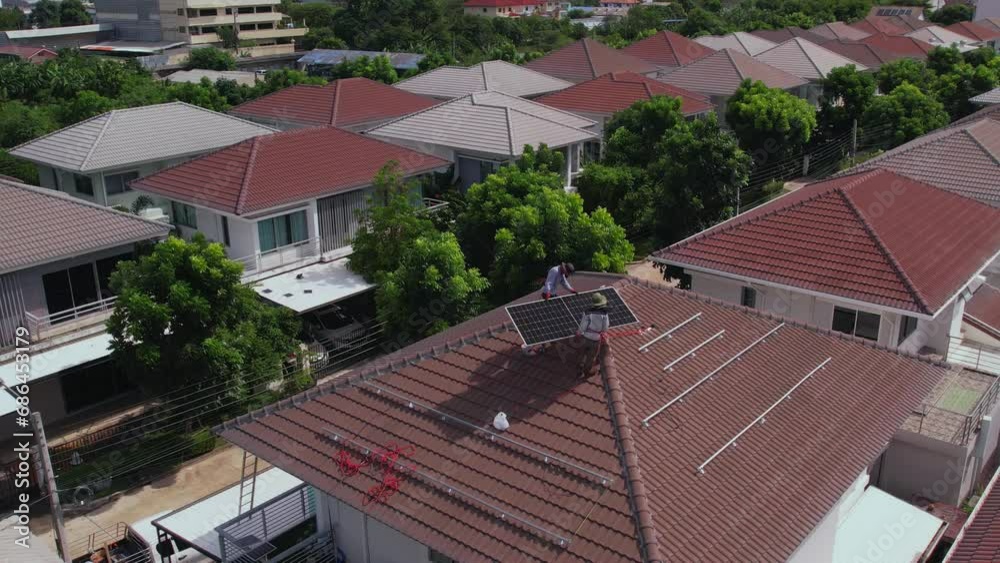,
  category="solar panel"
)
[506,288,638,346]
